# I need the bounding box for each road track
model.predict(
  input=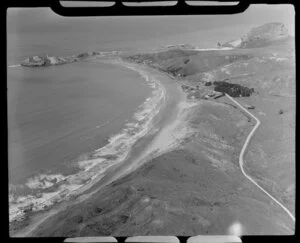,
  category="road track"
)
[225,94,295,223]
